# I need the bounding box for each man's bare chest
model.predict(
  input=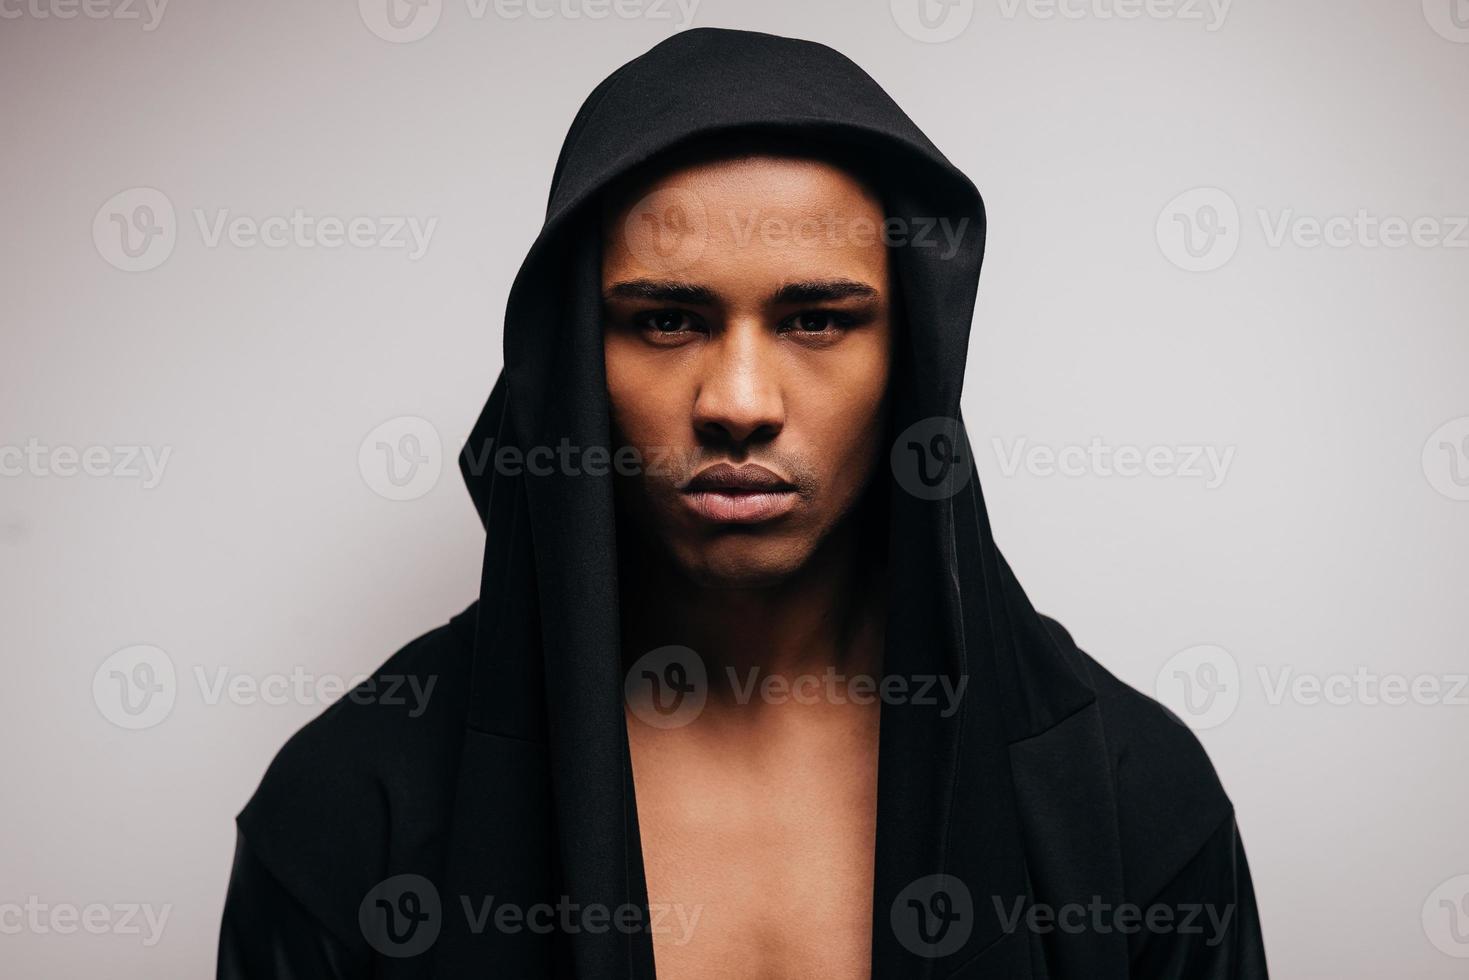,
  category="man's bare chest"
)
[627,712,880,979]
